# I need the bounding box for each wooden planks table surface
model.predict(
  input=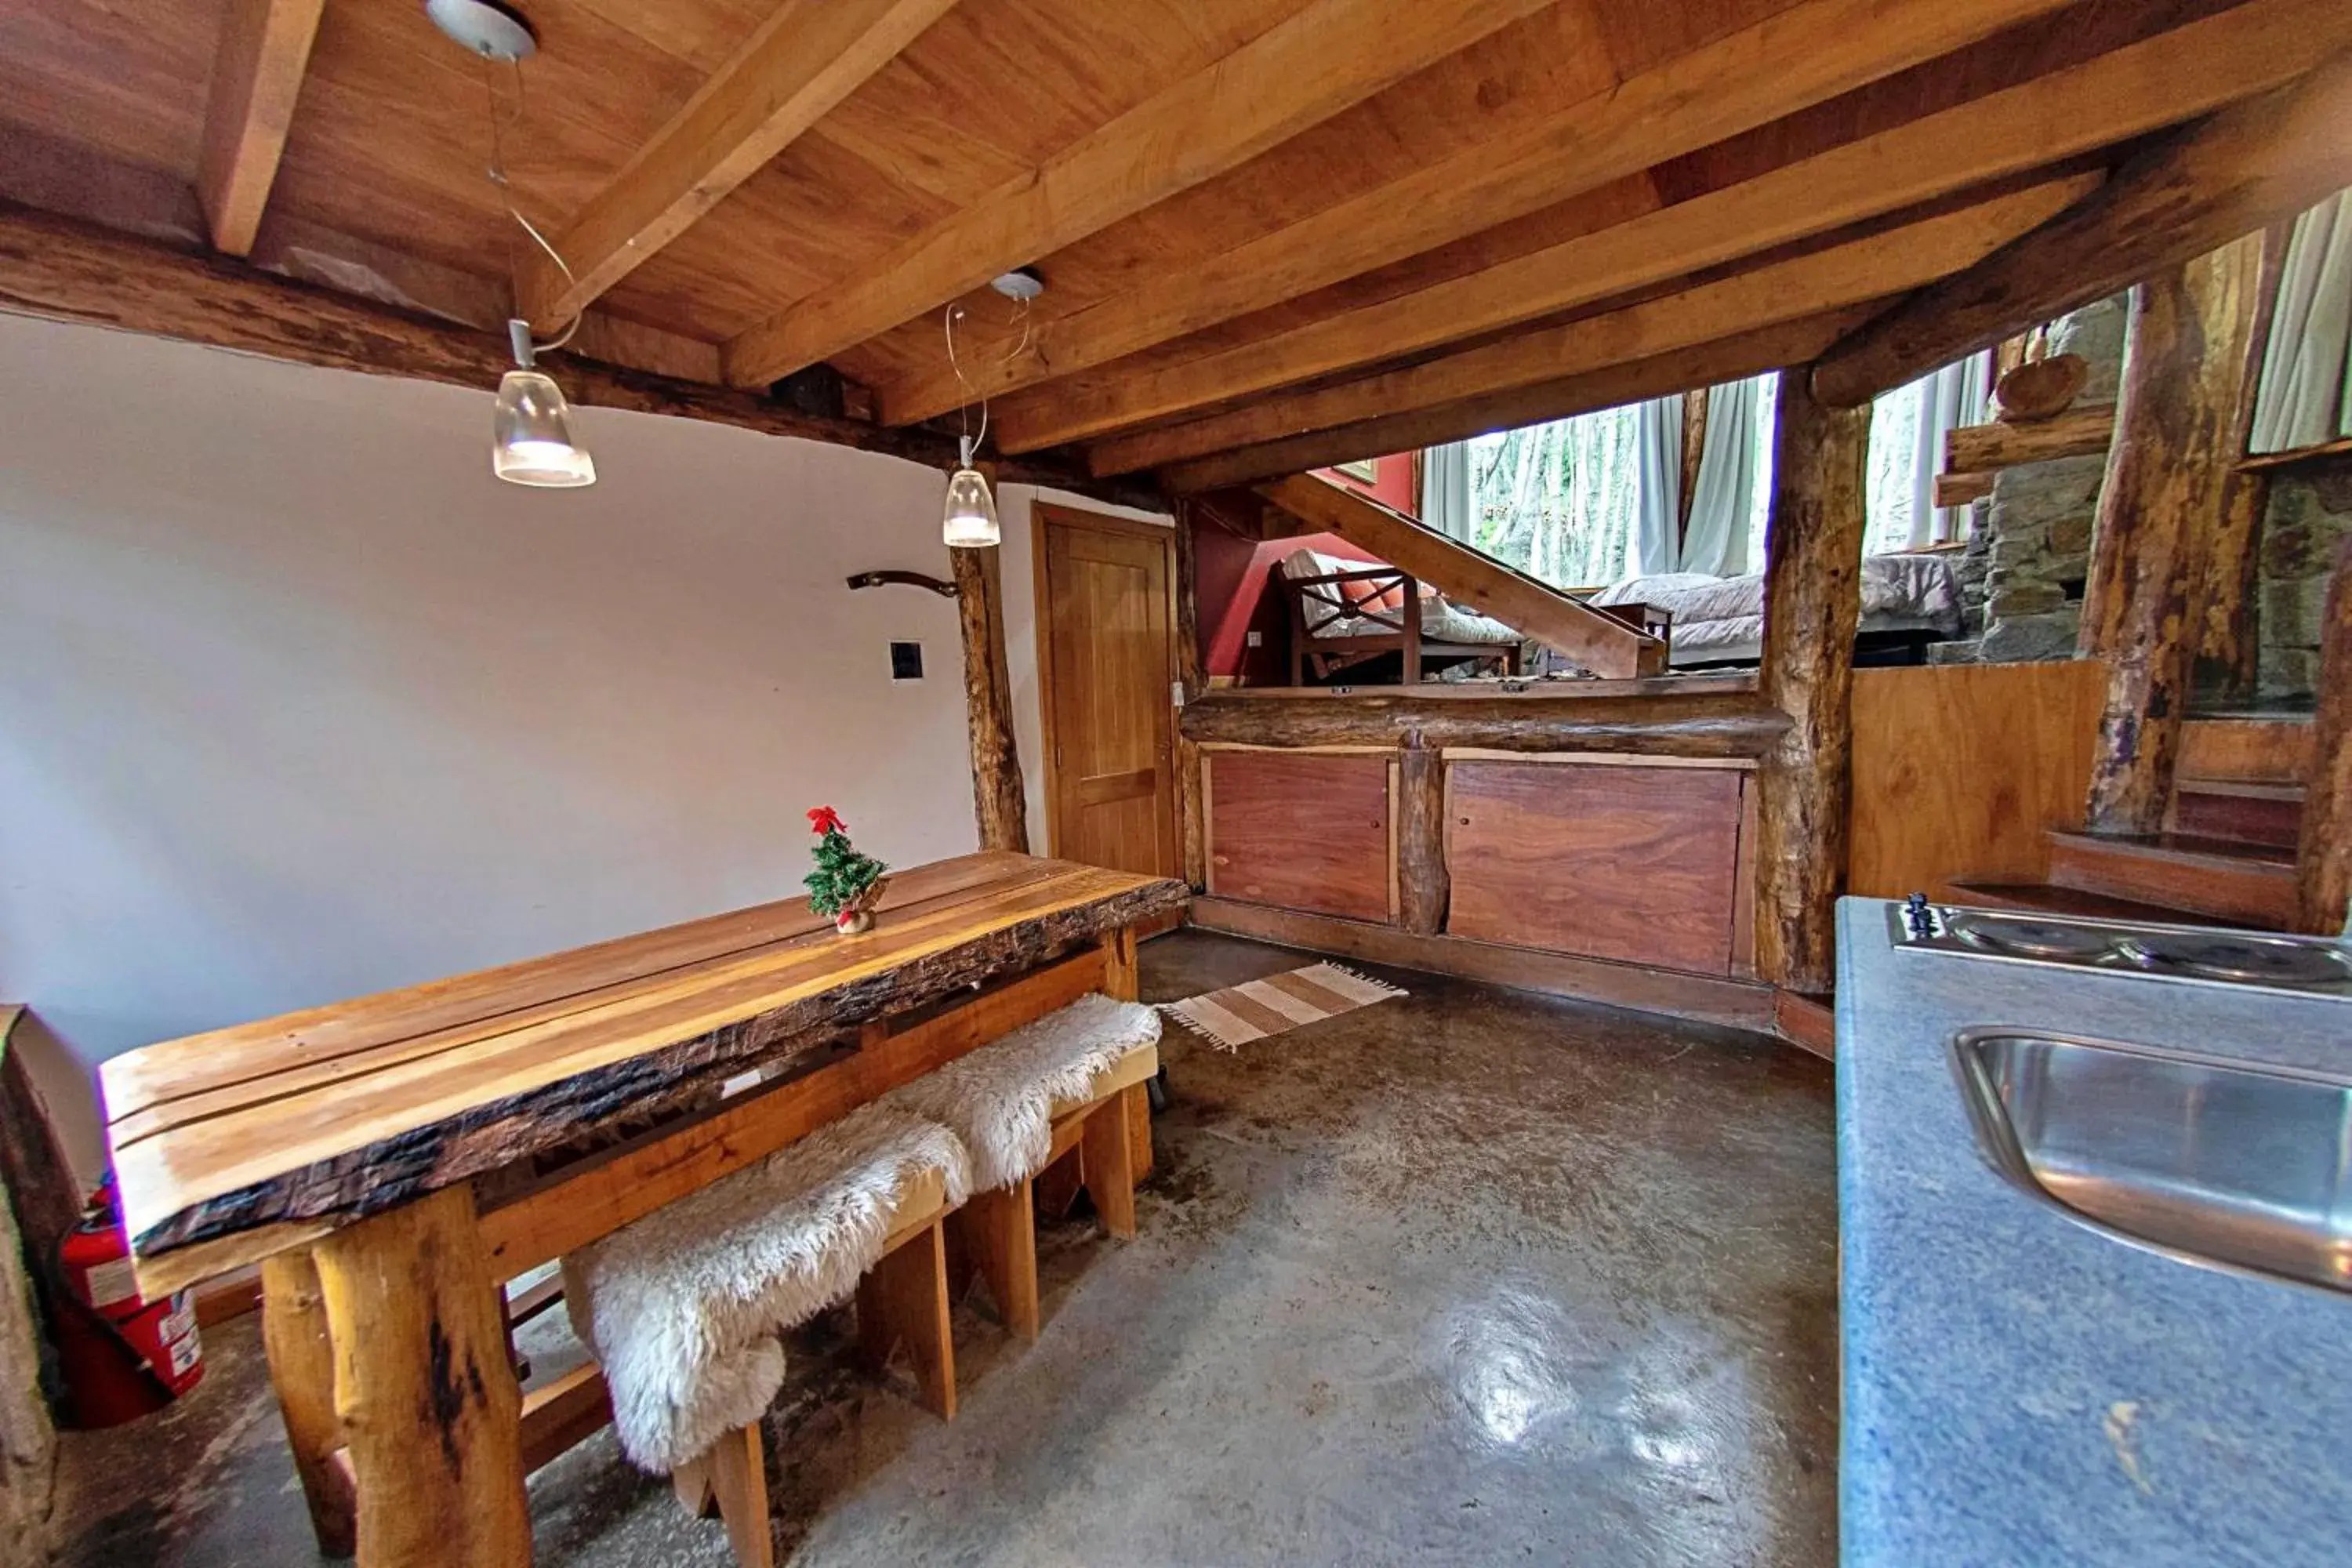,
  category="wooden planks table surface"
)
[102,851,1187,1296]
